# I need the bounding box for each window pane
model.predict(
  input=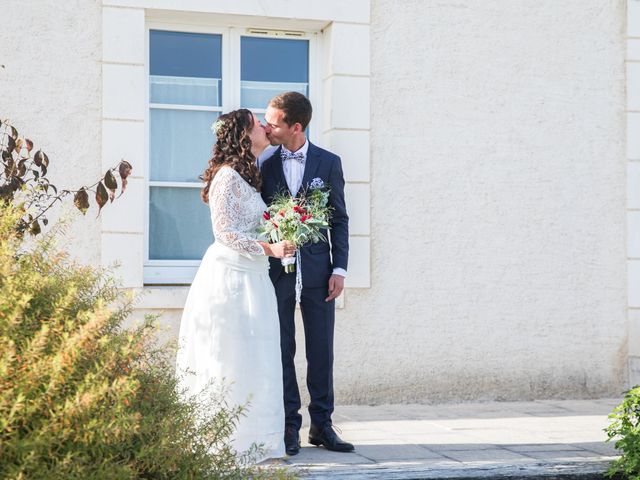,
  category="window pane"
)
[240,36,308,108]
[149,187,212,260]
[151,76,221,106]
[150,109,217,182]
[150,30,222,106]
